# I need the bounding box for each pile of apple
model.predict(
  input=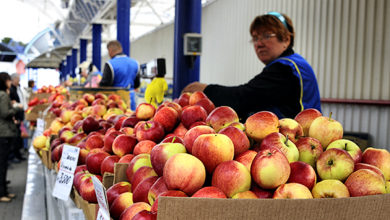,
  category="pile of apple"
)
[33,91,390,220]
